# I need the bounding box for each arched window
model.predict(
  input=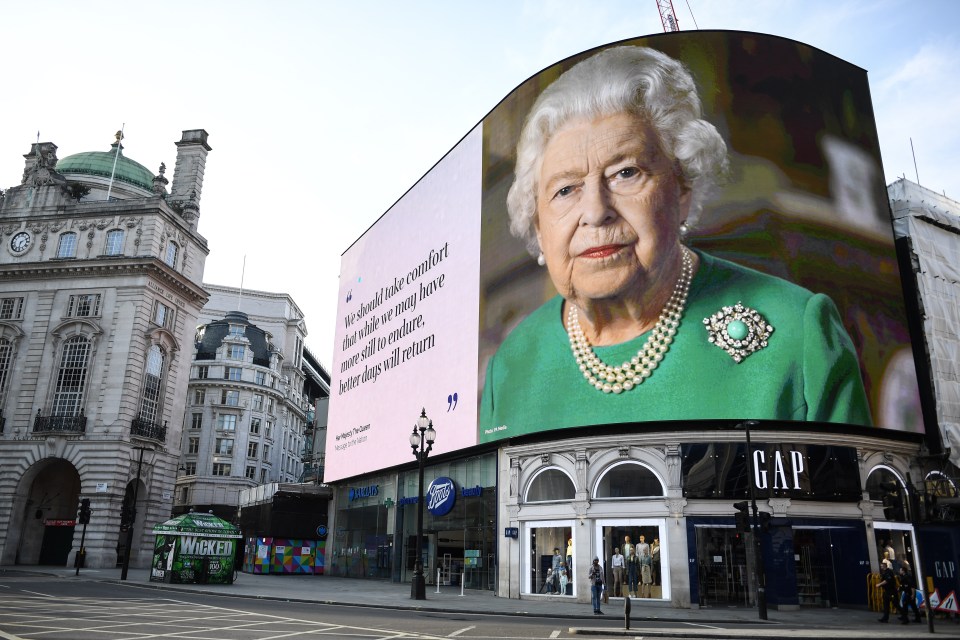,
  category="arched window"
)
[57,232,78,258]
[105,229,125,256]
[164,241,179,268]
[594,462,664,499]
[52,336,90,416]
[525,467,575,502]
[0,338,12,406]
[139,345,165,425]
